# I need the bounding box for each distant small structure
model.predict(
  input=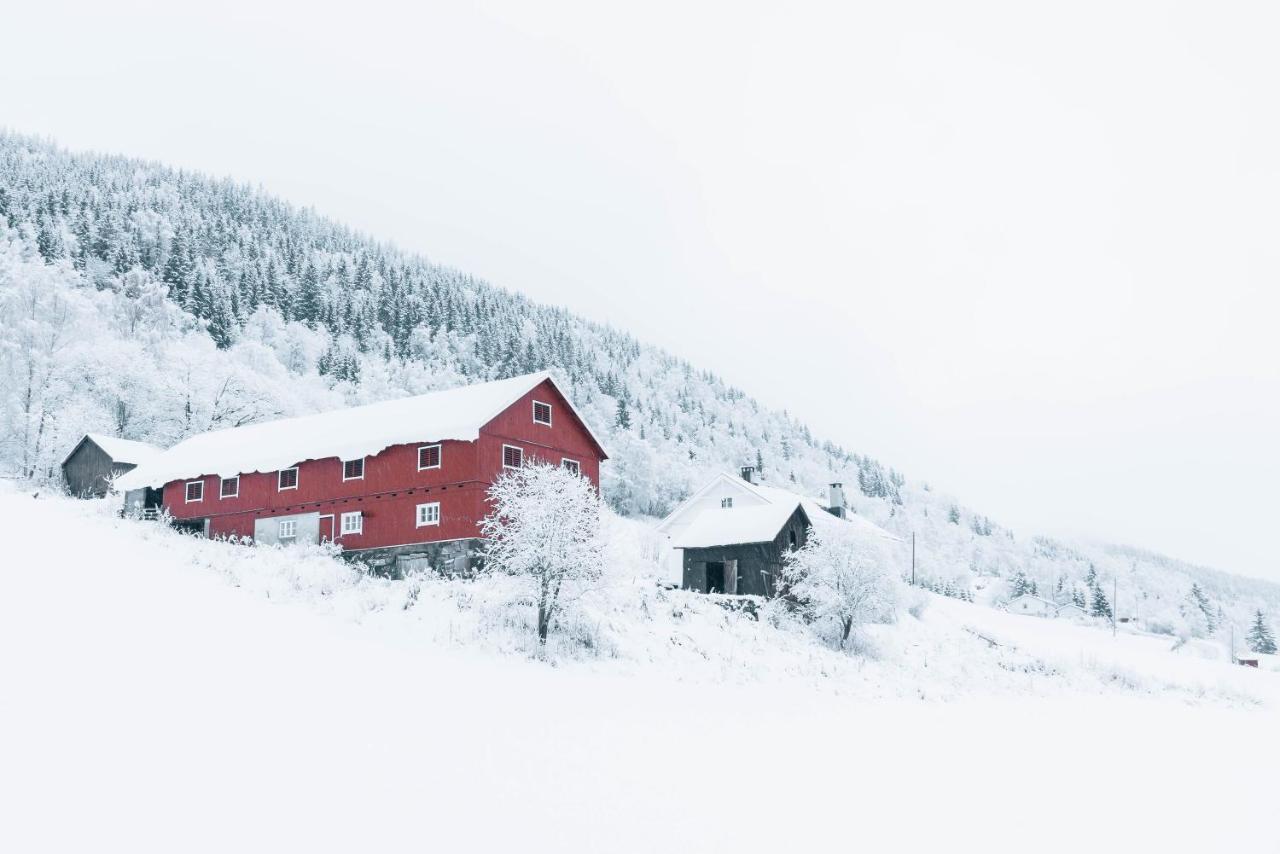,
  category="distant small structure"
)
[1054,602,1089,621]
[1006,594,1056,618]
[1235,656,1260,668]
[62,434,162,498]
